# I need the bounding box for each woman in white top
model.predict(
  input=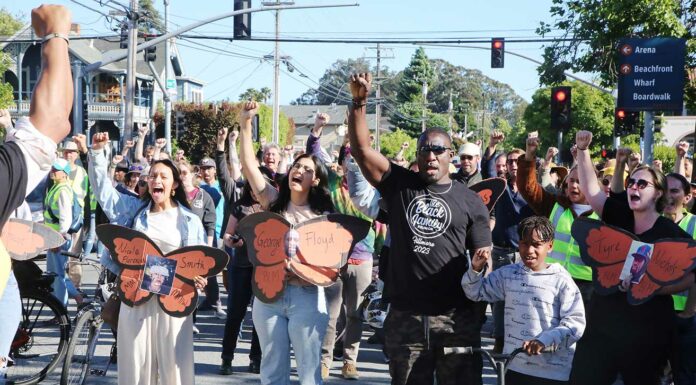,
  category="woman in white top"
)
[88,132,208,385]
